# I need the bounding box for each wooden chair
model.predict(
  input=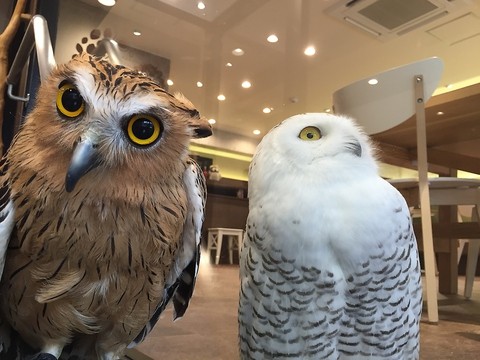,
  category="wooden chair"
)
[457,205,480,299]
[333,57,445,323]
[207,228,244,265]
